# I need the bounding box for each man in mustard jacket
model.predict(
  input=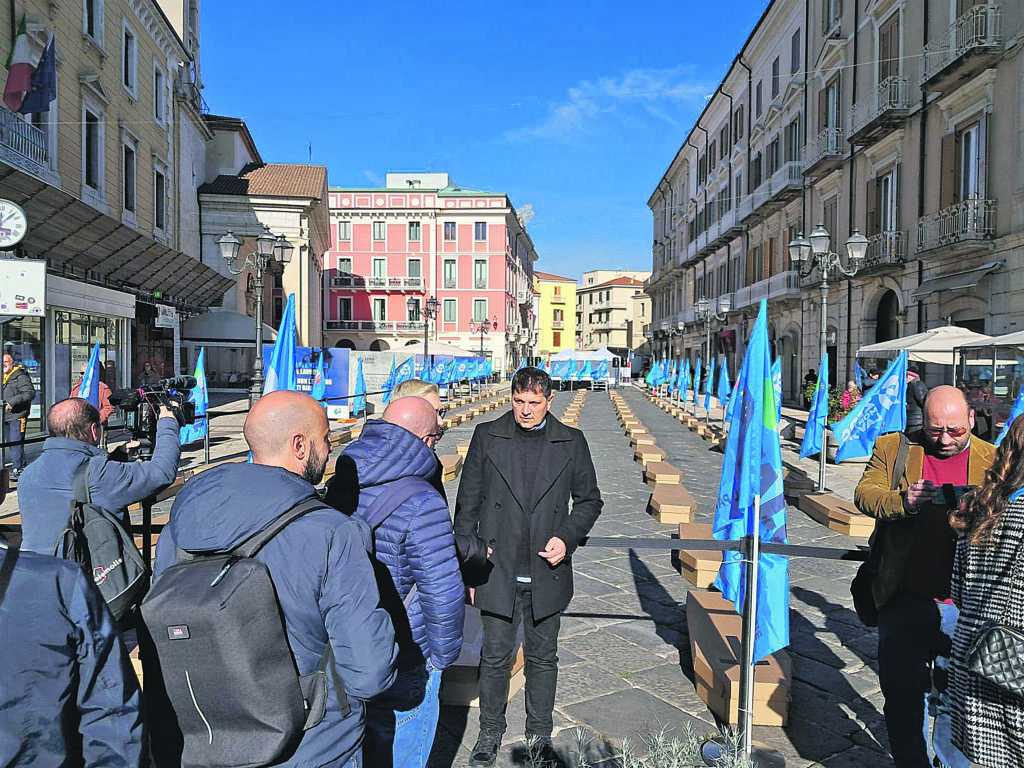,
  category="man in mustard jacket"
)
[855,385,995,768]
